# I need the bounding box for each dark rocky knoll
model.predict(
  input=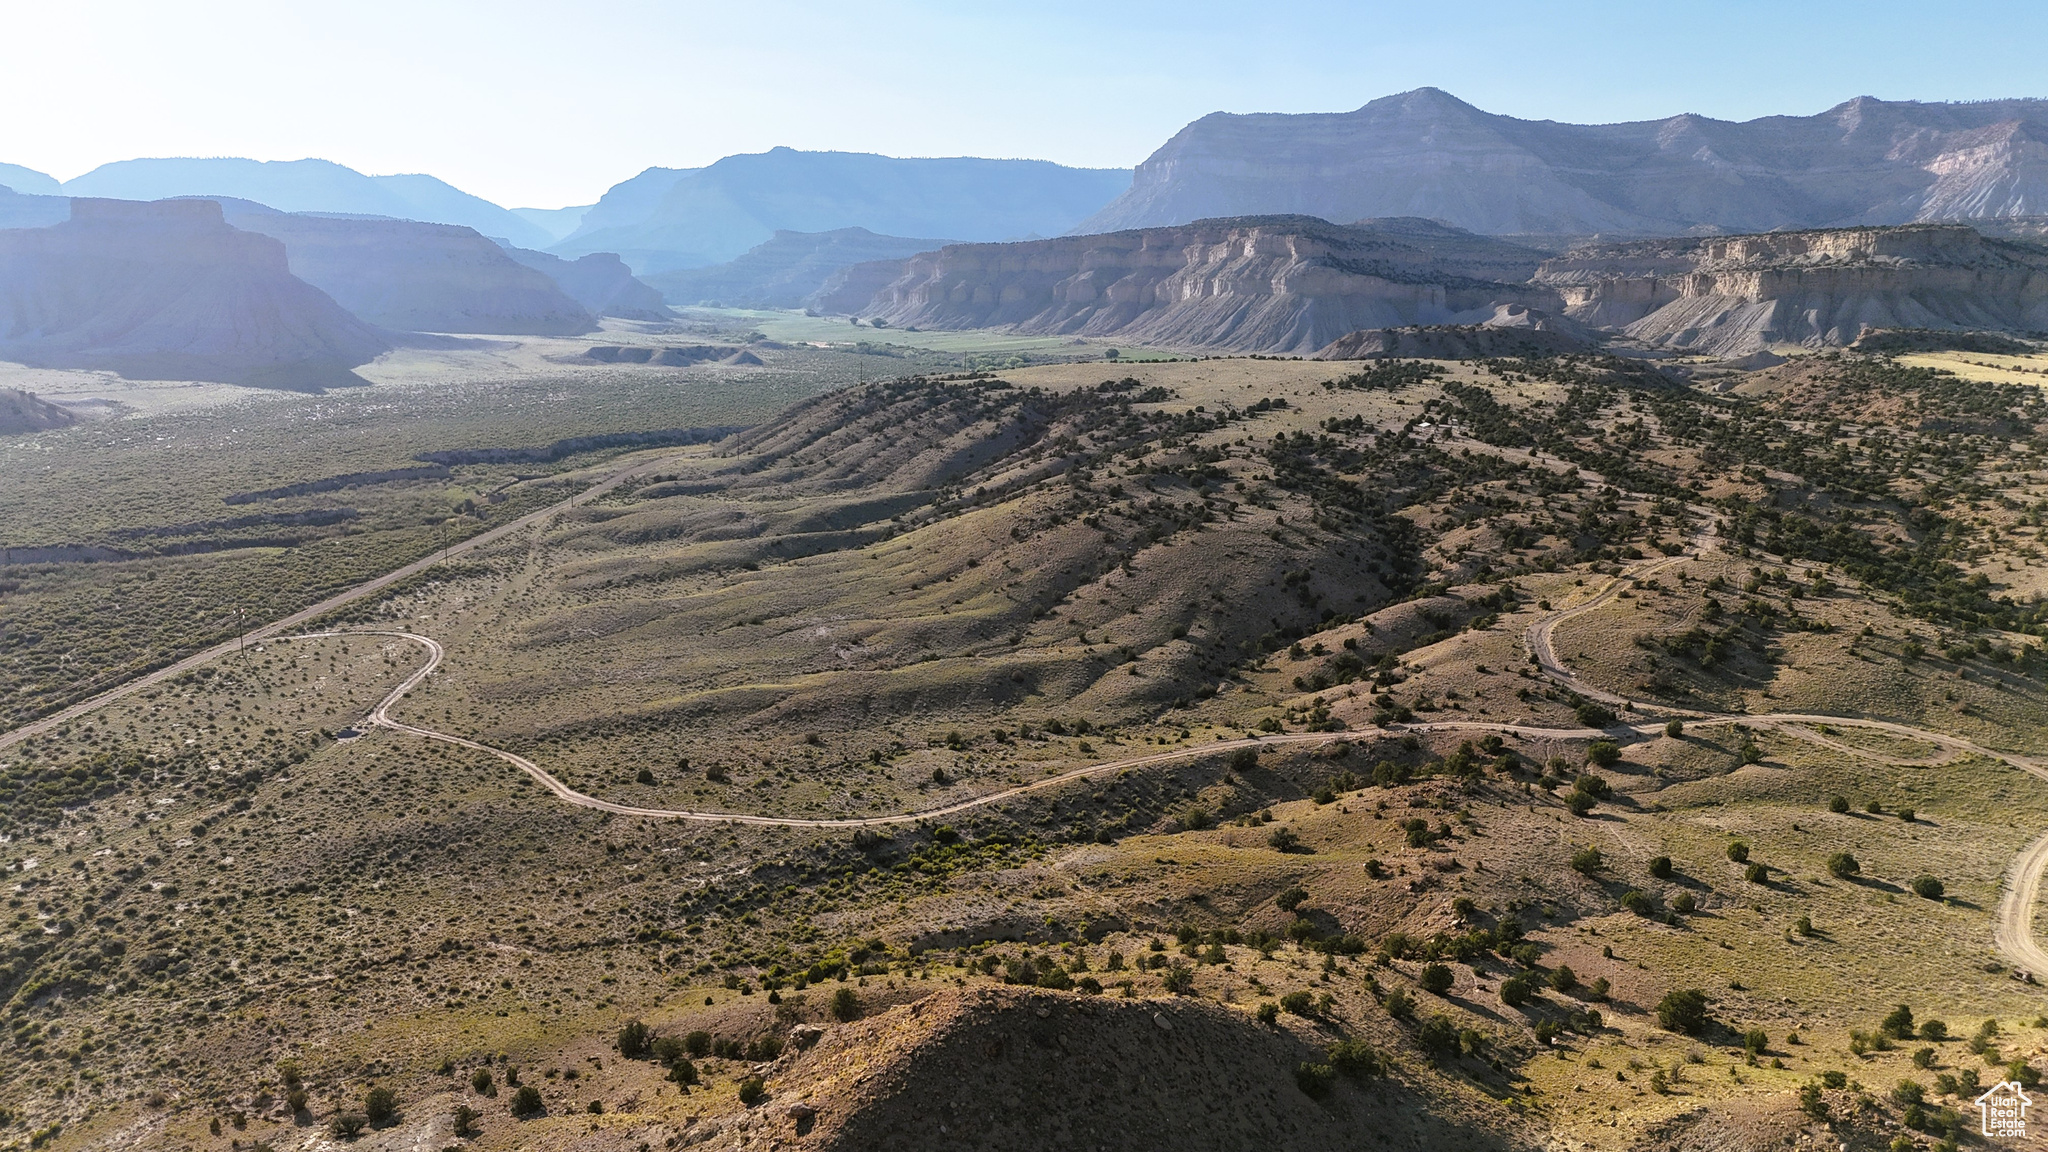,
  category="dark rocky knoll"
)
[0,387,76,435]
[502,248,670,321]
[551,148,1128,273]
[646,227,953,309]
[0,198,389,390]
[857,215,1551,353]
[220,205,598,335]
[1081,89,2048,238]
